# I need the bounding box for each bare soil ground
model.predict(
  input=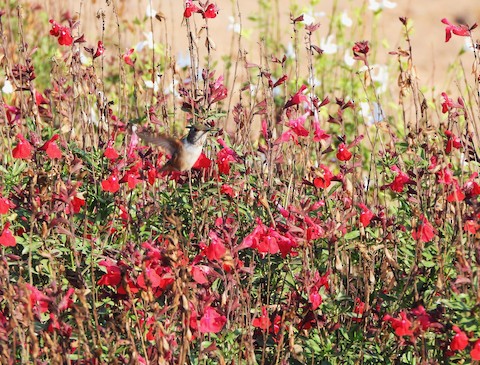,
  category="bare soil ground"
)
[41,0,479,89]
